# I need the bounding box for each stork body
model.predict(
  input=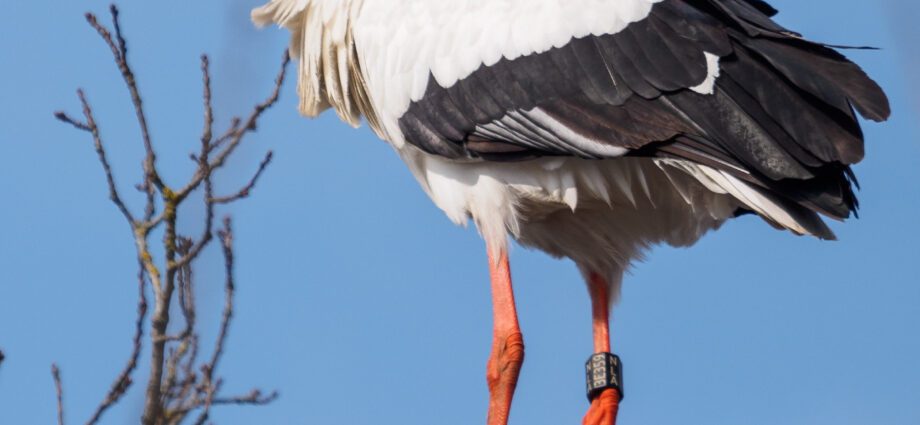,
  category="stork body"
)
[253,1,889,423]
